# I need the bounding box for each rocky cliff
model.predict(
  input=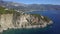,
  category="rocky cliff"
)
[0,12,53,32]
[0,7,53,32]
